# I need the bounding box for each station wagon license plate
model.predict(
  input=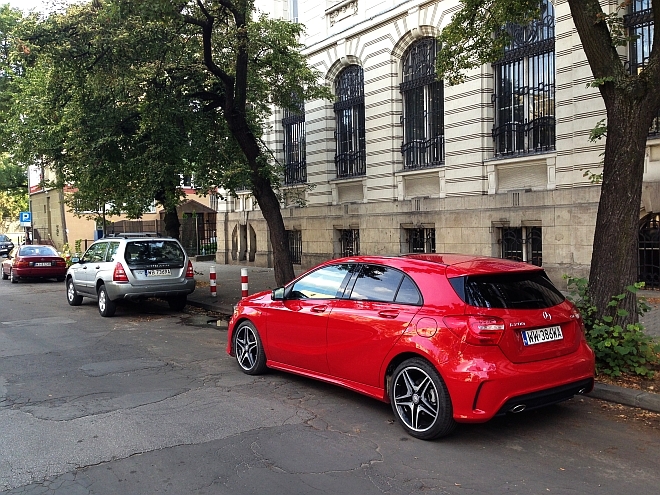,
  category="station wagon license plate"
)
[146,269,171,277]
[522,325,563,346]
[35,262,52,267]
